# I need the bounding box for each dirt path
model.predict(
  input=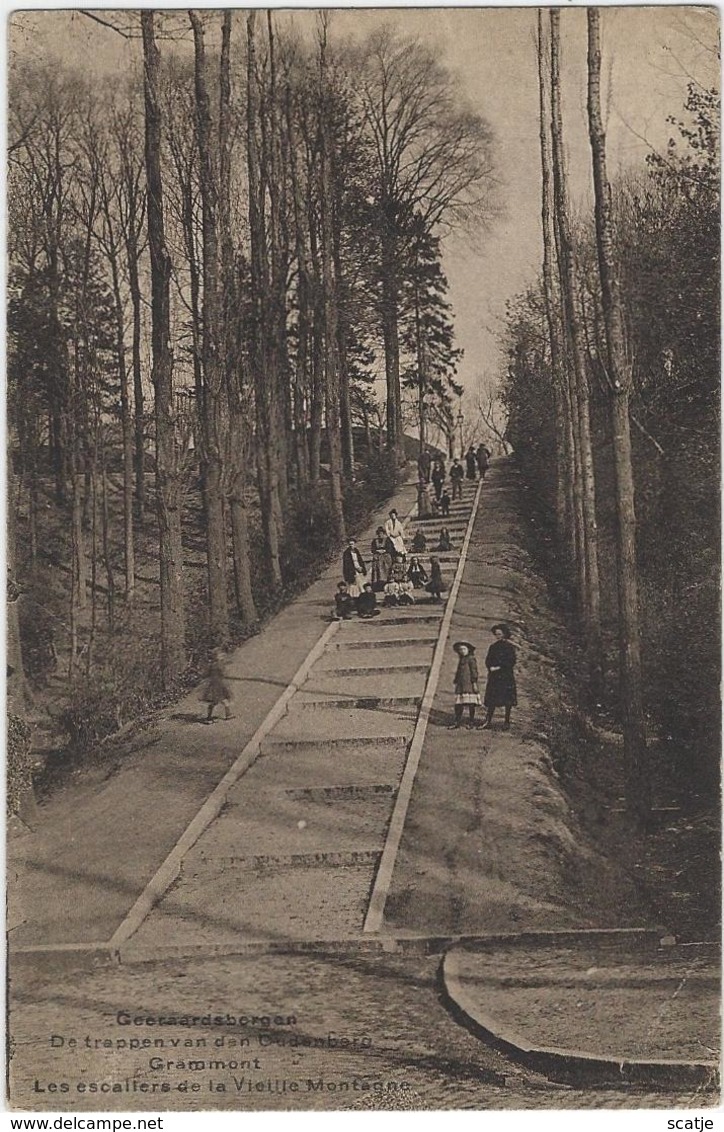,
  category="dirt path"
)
[384,462,649,935]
